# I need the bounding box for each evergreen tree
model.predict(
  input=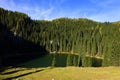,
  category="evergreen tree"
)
[66,53,72,66]
[0,8,120,67]
[111,41,120,66]
[73,55,77,66]
[51,54,56,68]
